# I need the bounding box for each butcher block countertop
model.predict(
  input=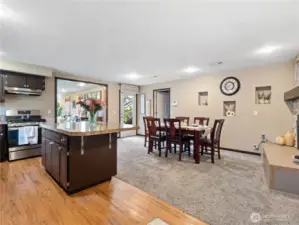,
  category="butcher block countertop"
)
[40,122,137,136]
